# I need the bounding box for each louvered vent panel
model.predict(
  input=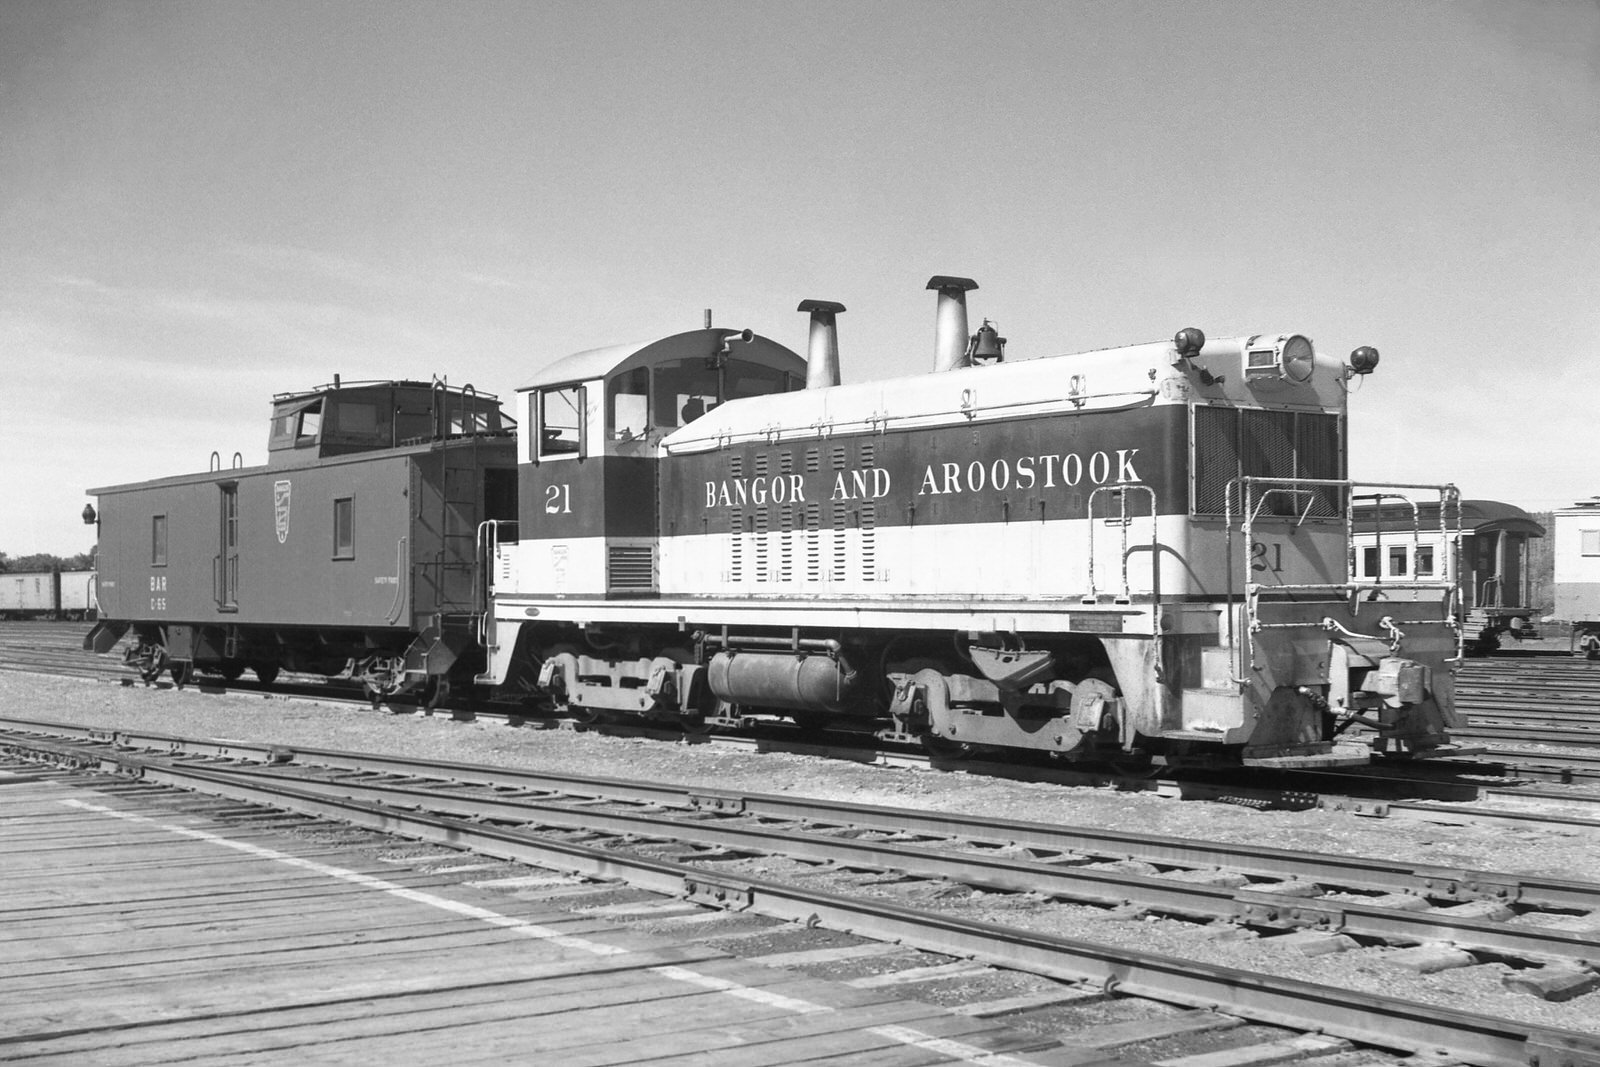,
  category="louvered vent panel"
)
[860,502,876,582]
[832,501,849,581]
[728,454,744,583]
[805,502,821,582]
[779,504,794,583]
[755,507,769,582]
[607,545,655,591]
